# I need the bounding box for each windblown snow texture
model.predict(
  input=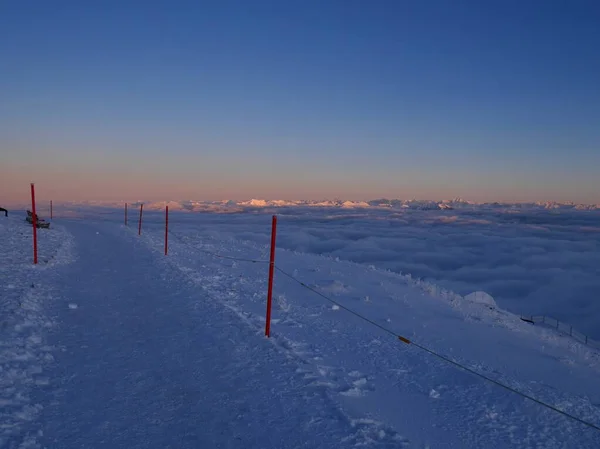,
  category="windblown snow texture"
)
[2,212,599,448]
